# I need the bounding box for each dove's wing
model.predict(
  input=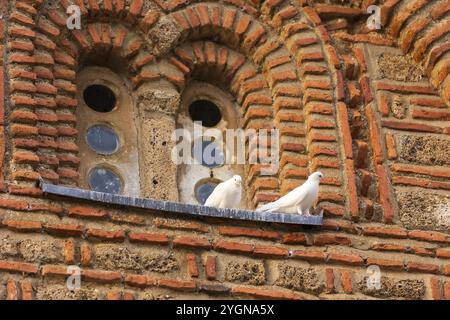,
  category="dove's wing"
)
[204,181,229,207]
[257,183,309,212]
